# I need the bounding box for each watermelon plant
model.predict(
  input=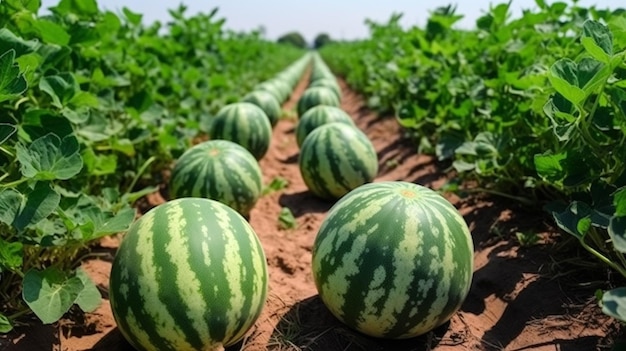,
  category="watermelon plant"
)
[311,181,474,338]
[109,198,268,351]
[169,140,263,216]
[296,105,355,147]
[209,102,273,160]
[299,123,378,199]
